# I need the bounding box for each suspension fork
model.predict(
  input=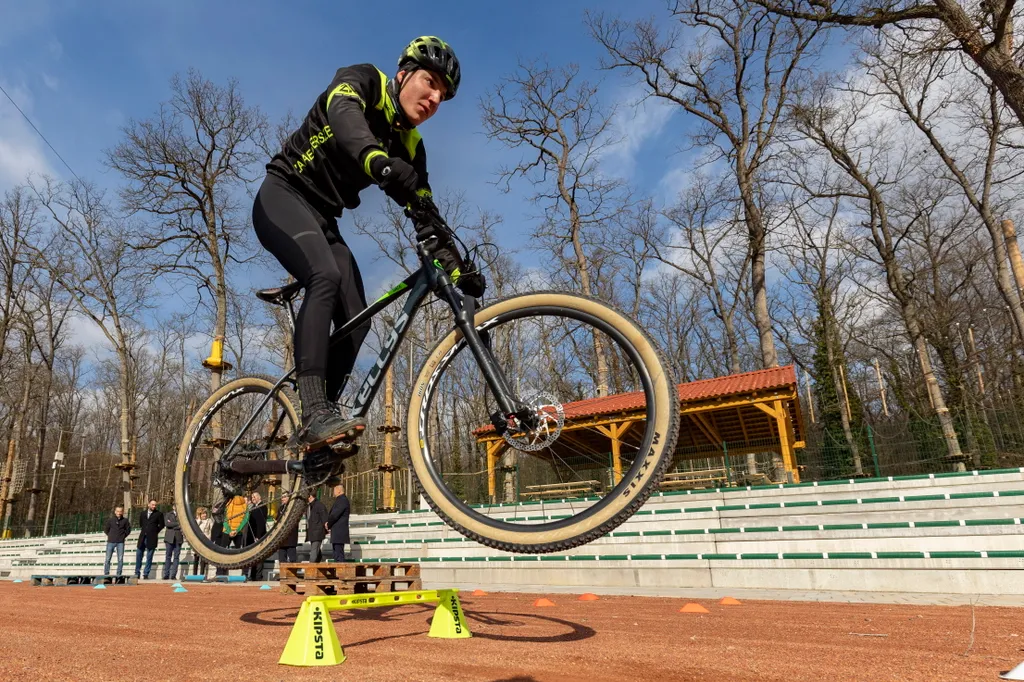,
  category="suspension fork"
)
[417,241,531,433]
[438,285,529,434]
